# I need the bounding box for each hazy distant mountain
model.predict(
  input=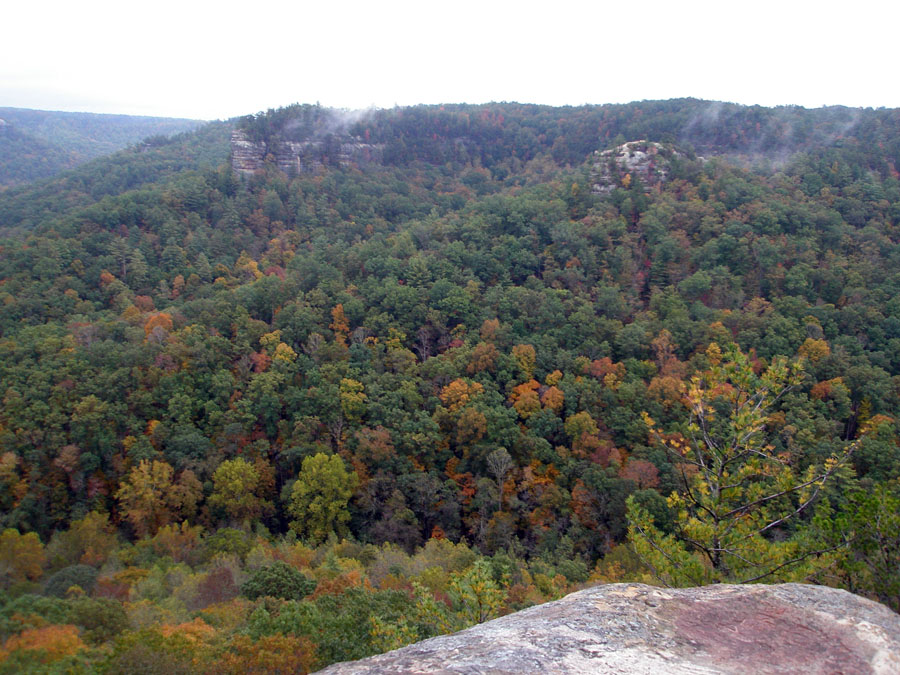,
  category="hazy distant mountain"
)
[0,119,231,231]
[0,107,204,187]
